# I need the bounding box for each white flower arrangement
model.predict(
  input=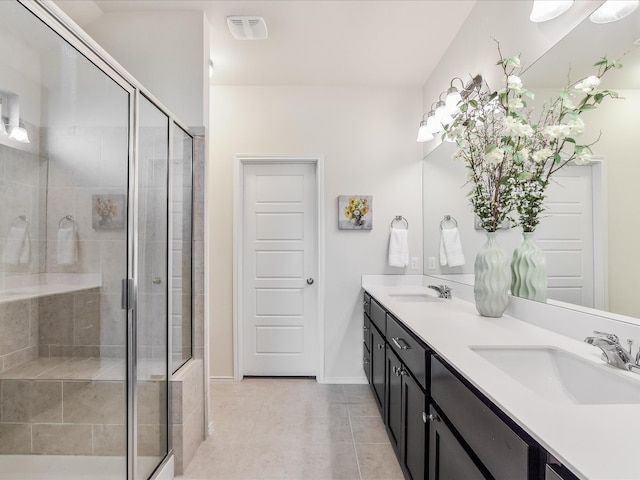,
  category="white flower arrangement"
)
[444,44,621,232]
